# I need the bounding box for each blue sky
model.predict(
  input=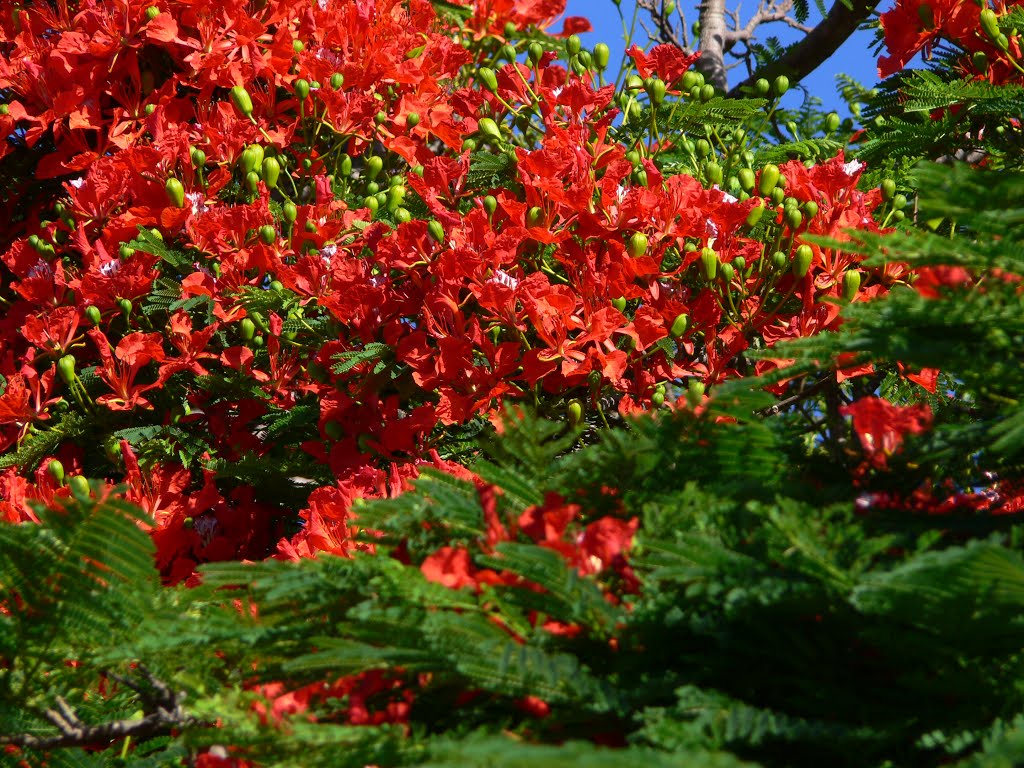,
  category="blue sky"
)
[563,0,884,116]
